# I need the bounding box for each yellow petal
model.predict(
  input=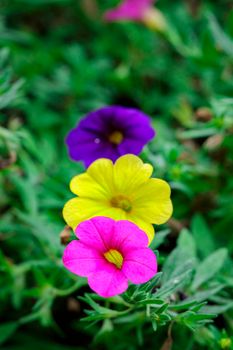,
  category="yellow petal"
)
[132,178,173,225]
[70,173,109,200]
[87,158,114,196]
[63,197,108,229]
[113,154,153,194]
[98,207,127,220]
